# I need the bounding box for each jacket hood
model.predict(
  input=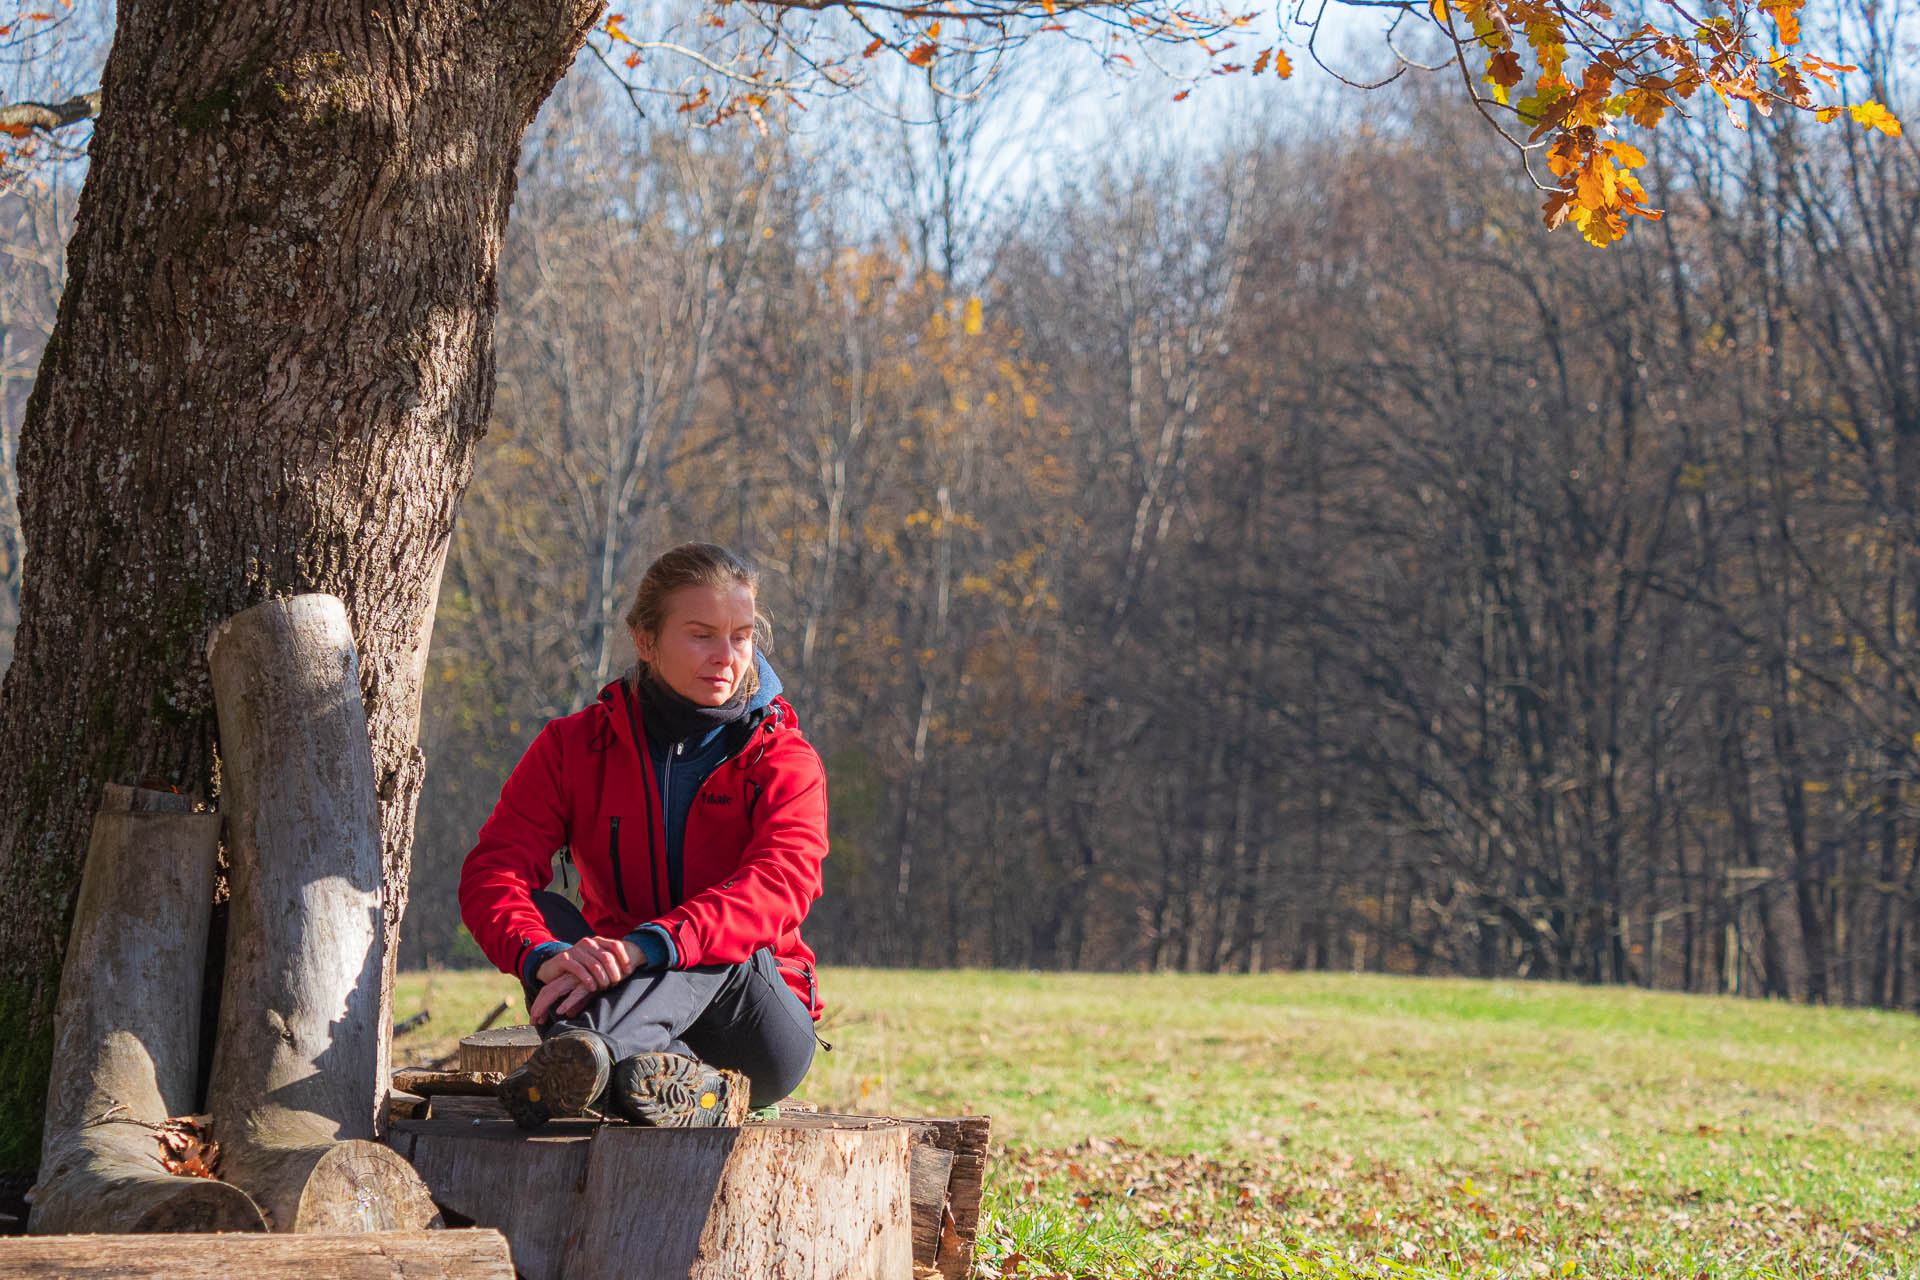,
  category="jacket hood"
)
[747,651,783,713]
